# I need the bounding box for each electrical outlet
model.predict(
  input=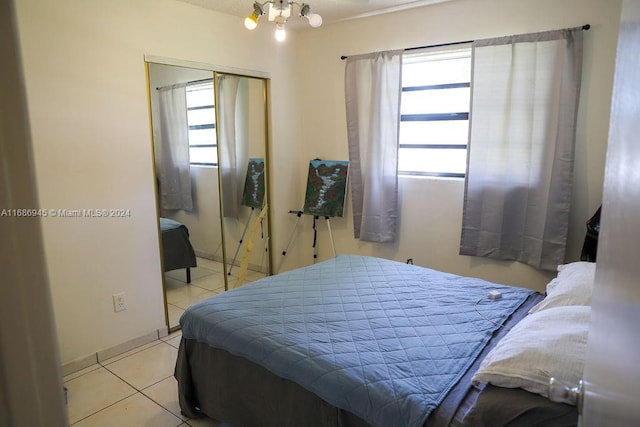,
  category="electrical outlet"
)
[113,292,127,312]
